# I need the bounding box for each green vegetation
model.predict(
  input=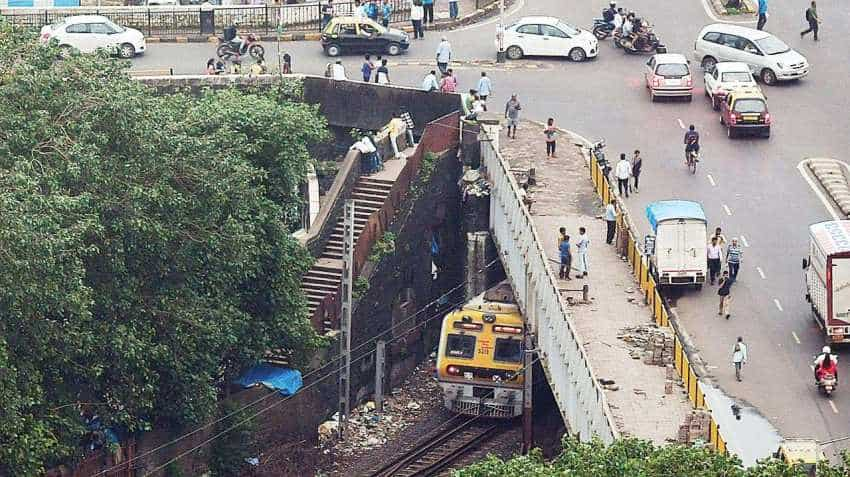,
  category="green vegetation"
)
[208,401,258,477]
[455,436,850,477]
[353,276,371,300]
[410,152,440,200]
[0,21,327,475]
[369,231,397,263]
